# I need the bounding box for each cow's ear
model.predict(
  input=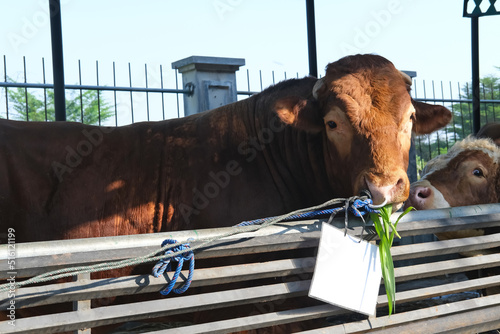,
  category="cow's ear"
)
[412,99,452,135]
[274,96,323,133]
